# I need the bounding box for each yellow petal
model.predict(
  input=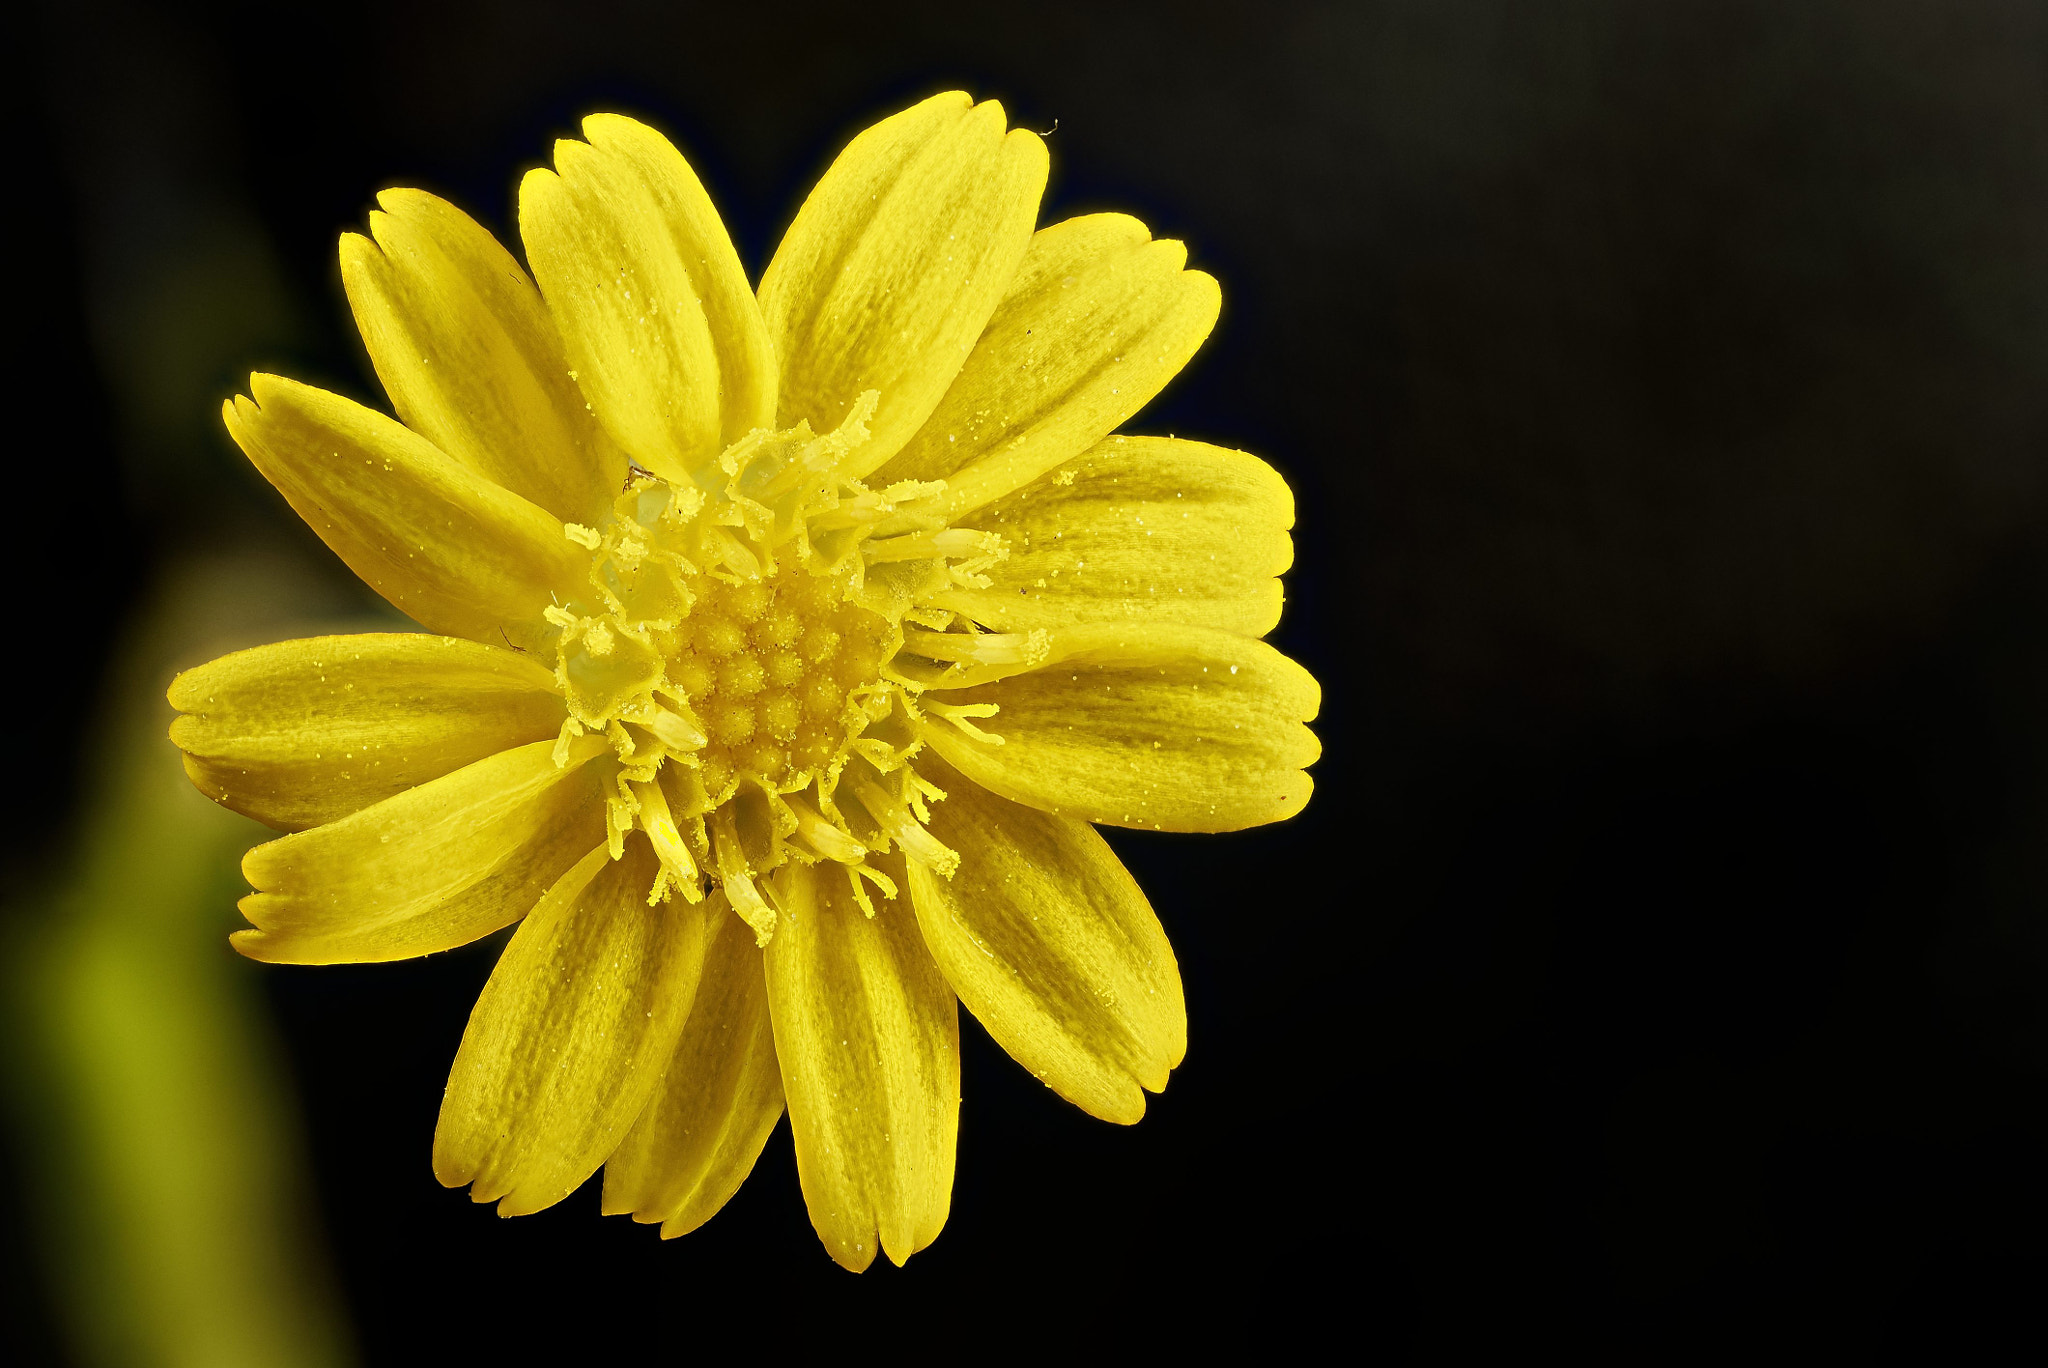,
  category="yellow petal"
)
[921,622,1320,832]
[521,114,775,483]
[762,860,958,1270]
[930,435,1294,637]
[880,214,1220,508]
[223,376,585,648]
[758,91,1047,475]
[434,837,707,1217]
[908,759,1184,1124]
[339,187,623,523]
[234,735,608,964]
[170,633,566,832]
[600,890,785,1237]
